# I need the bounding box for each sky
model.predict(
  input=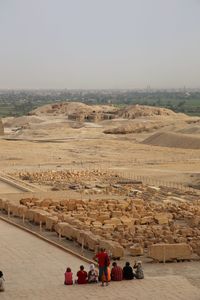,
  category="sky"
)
[0,0,200,89]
